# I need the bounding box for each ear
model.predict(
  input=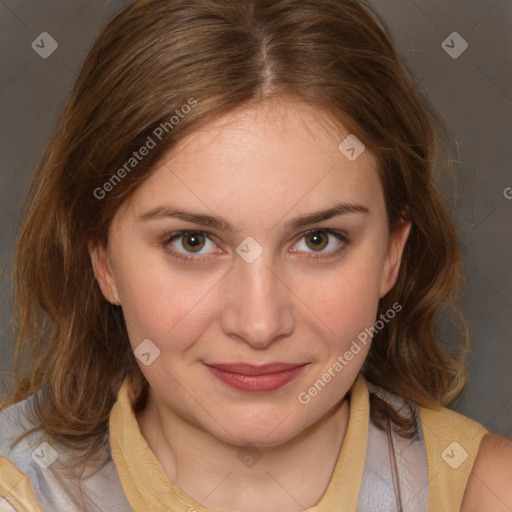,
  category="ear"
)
[379,217,412,298]
[88,240,121,305]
